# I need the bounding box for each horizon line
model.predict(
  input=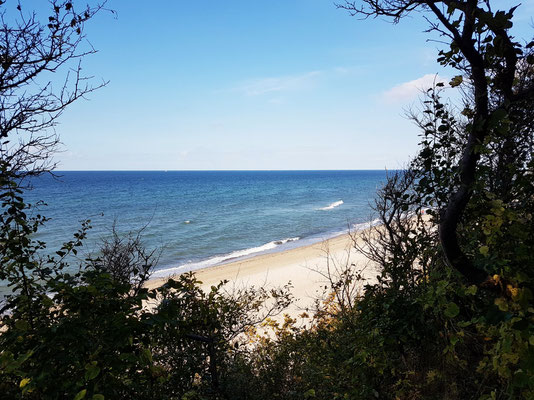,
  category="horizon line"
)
[53,168,400,172]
